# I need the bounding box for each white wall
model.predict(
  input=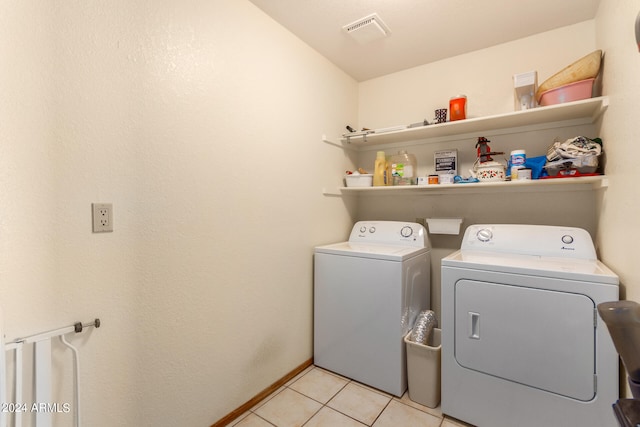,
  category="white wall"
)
[595,0,640,305]
[1,1,357,425]
[359,21,596,128]
[356,23,600,321]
